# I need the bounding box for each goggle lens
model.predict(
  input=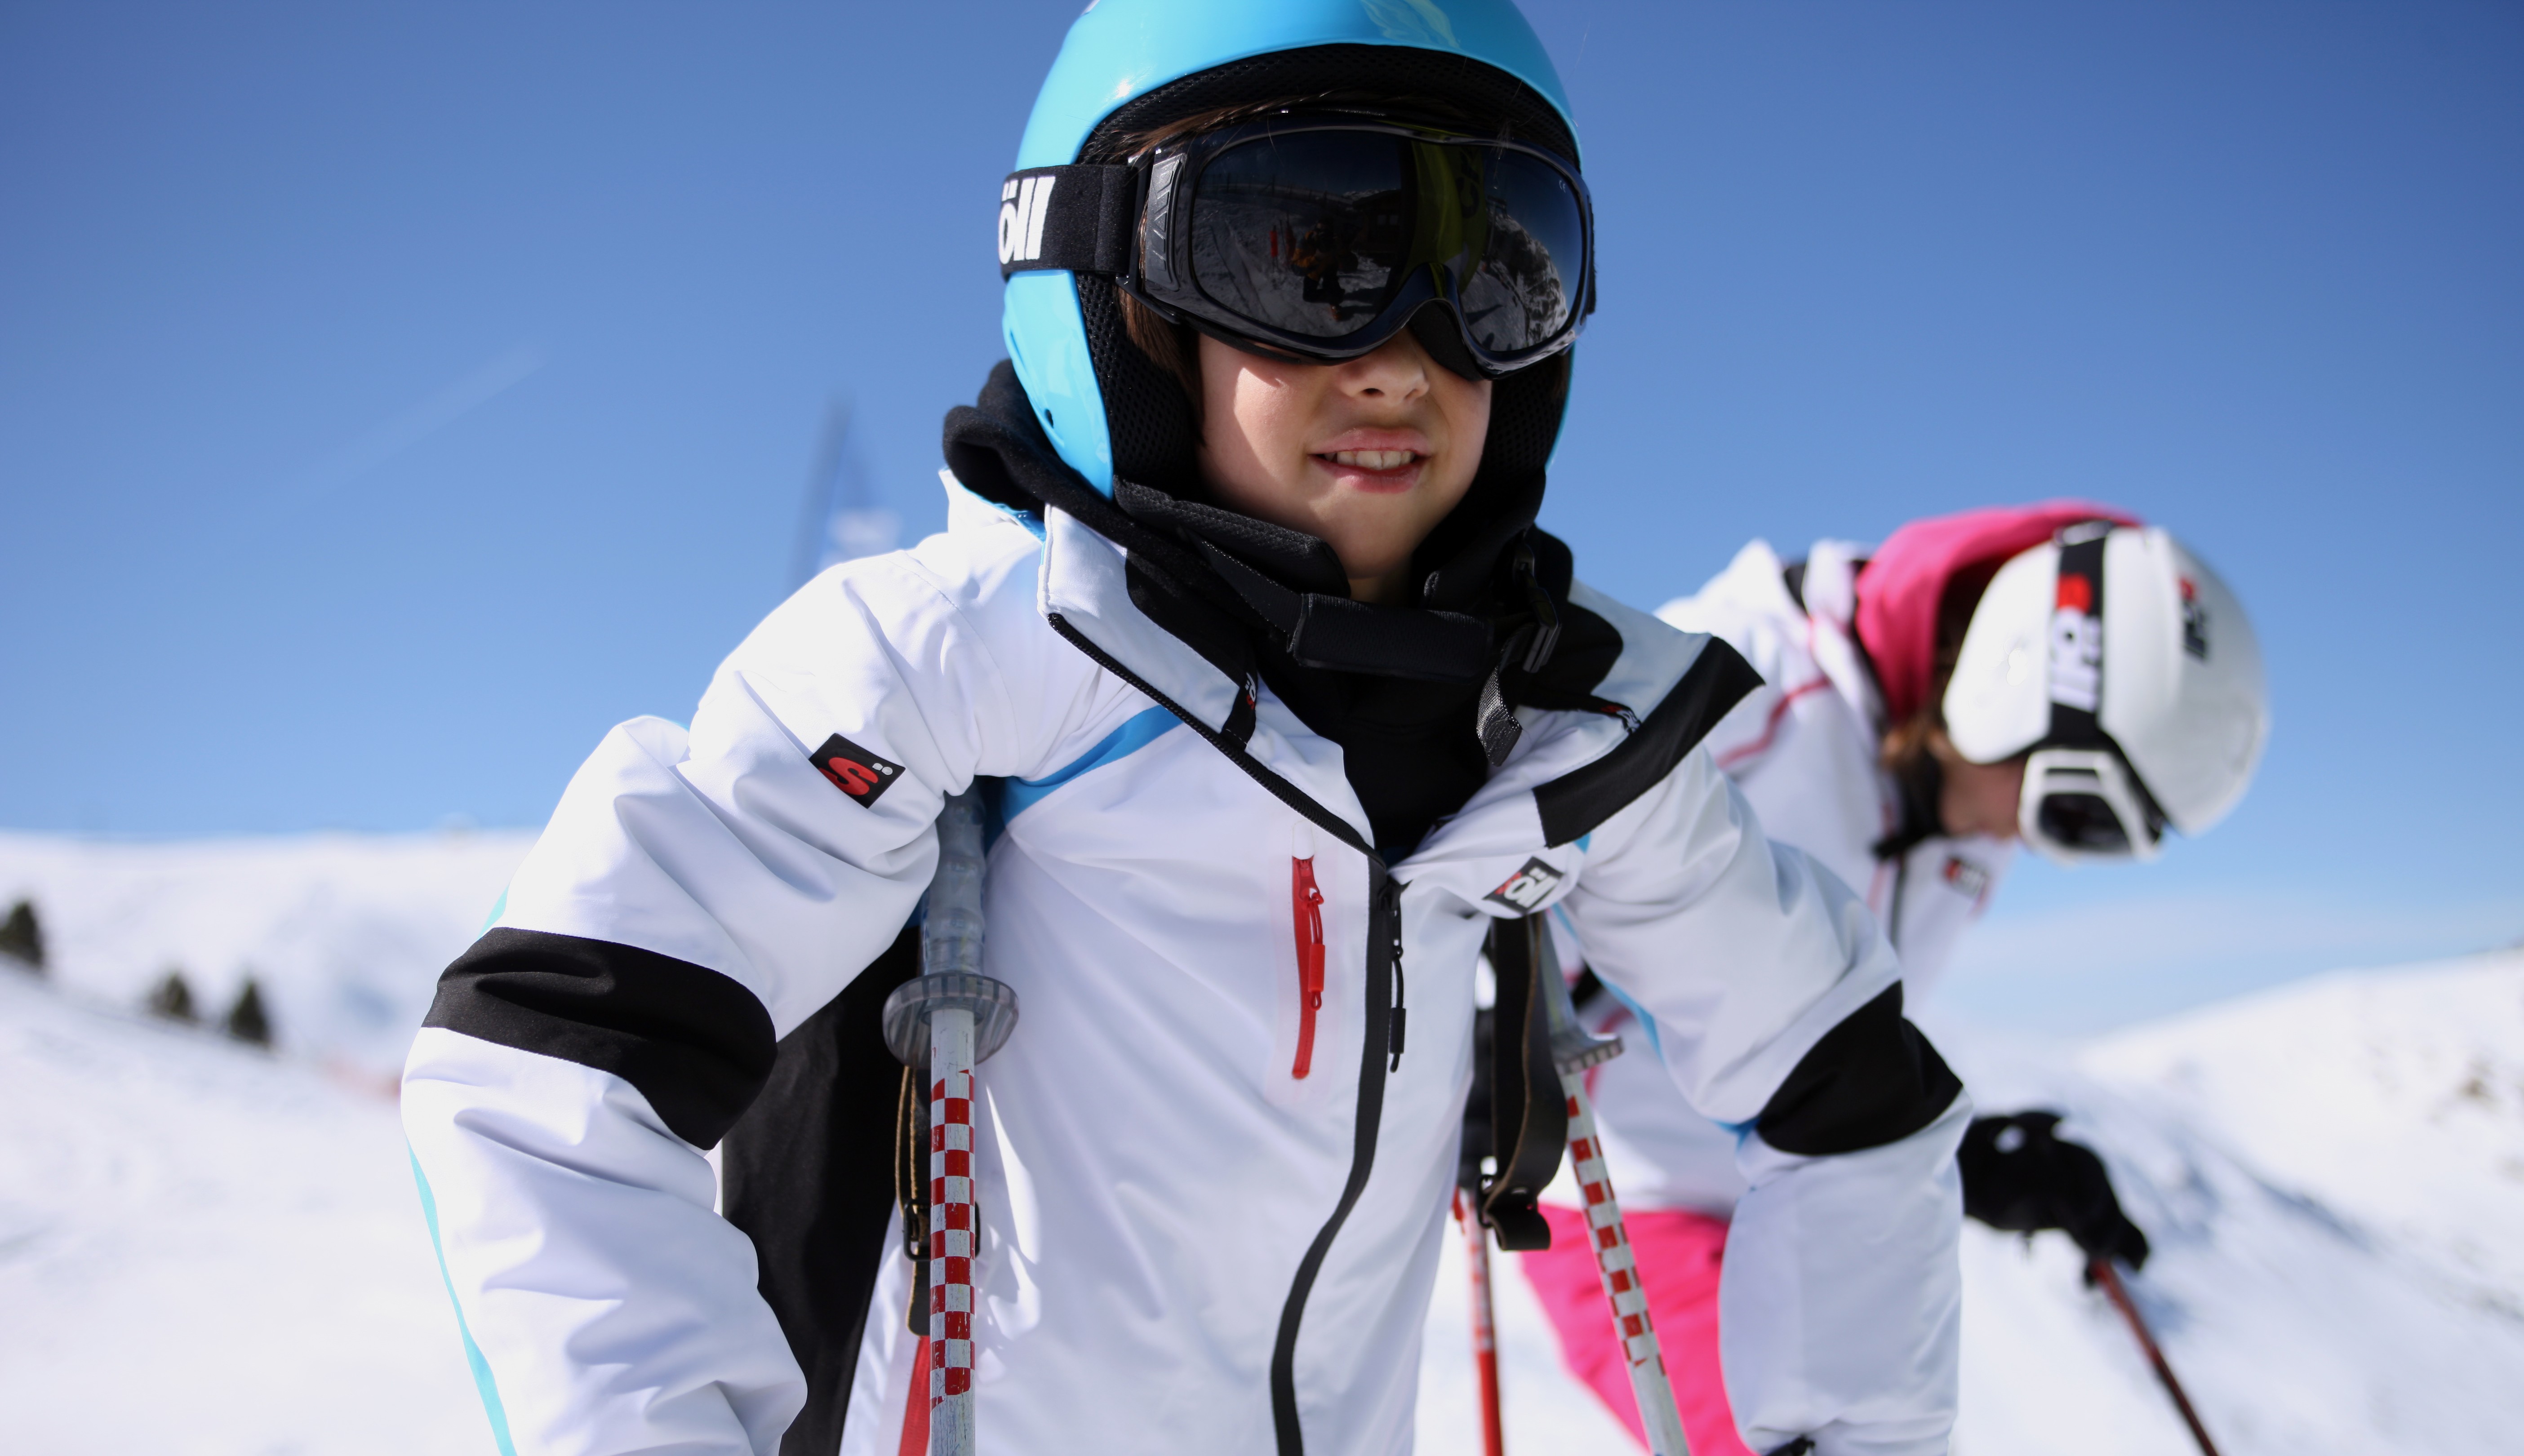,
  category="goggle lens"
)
[1181,126,1588,362]
[2034,791,2136,854]
[1189,130,1412,339]
[2019,748,2168,864]
[1460,148,1586,354]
